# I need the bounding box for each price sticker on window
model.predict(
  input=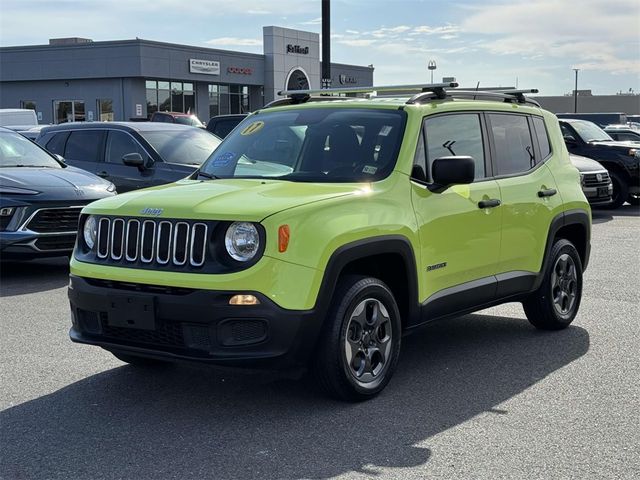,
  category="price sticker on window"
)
[241,121,265,136]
